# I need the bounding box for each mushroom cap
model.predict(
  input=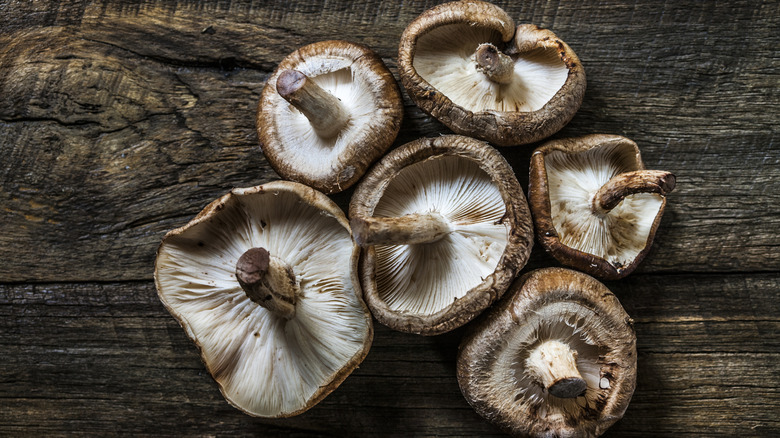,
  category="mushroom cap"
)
[398,1,586,146]
[257,40,403,194]
[154,181,372,417]
[349,135,534,335]
[529,134,674,280]
[458,267,637,437]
